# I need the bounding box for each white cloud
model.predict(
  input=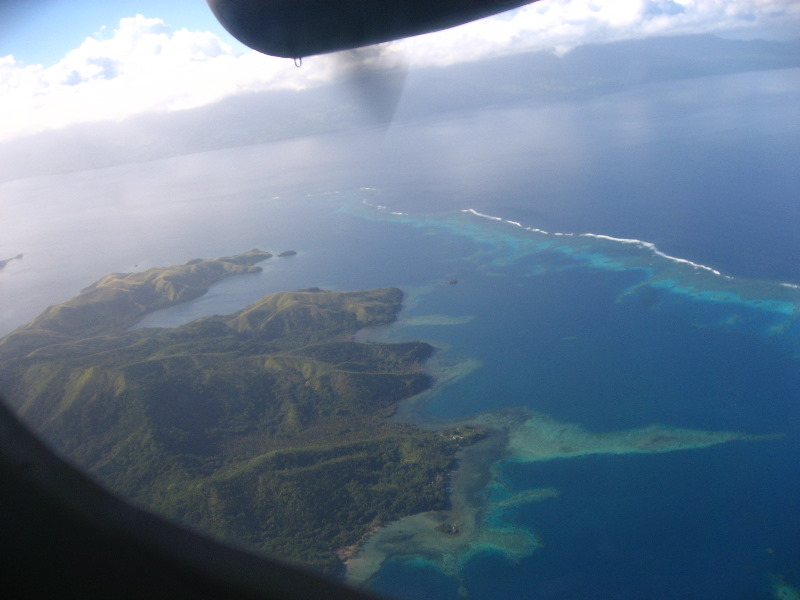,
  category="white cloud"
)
[0,2,798,142]
[396,0,800,65]
[0,15,319,142]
